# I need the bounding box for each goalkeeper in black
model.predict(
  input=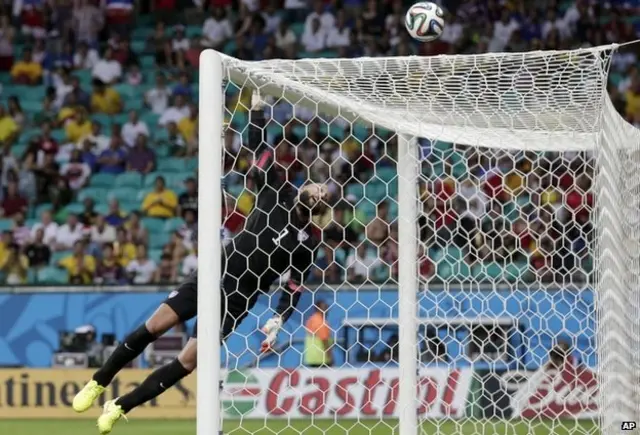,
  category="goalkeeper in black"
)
[72,93,327,434]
